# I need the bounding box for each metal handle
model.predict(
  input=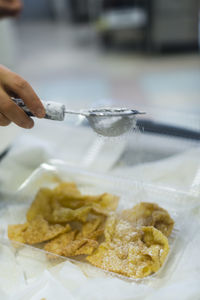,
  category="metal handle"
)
[12,97,66,121]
